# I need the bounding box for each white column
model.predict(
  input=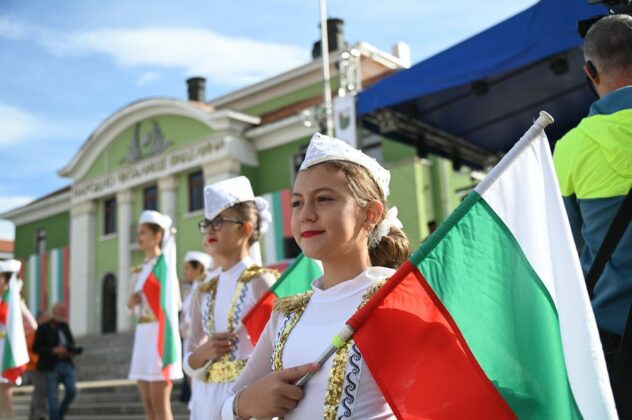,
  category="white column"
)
[69,200,96,337]
[202,158,241,186]
[116,190,134,332]
[158,175,178,223]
